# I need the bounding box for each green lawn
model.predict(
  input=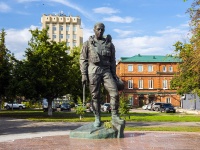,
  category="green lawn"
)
[125,126,200,132]
[1,109,200,132]
[1,109,200,122]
